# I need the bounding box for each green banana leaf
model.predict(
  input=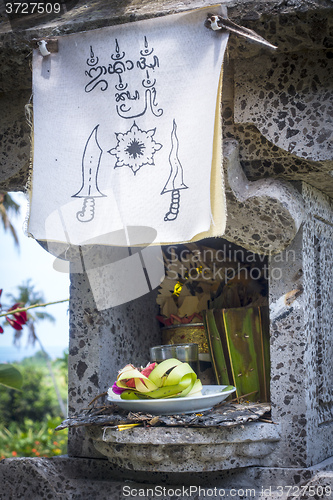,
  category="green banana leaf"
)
[259,306,270,401]
[213,309,234,383]
[203,307,270,402]
[202,309,230,386]
[0,363,23,390]
[223,307,269,402]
